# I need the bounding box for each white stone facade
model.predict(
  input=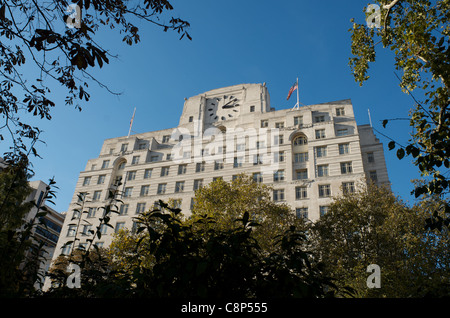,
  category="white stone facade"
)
[54,83,389,255]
